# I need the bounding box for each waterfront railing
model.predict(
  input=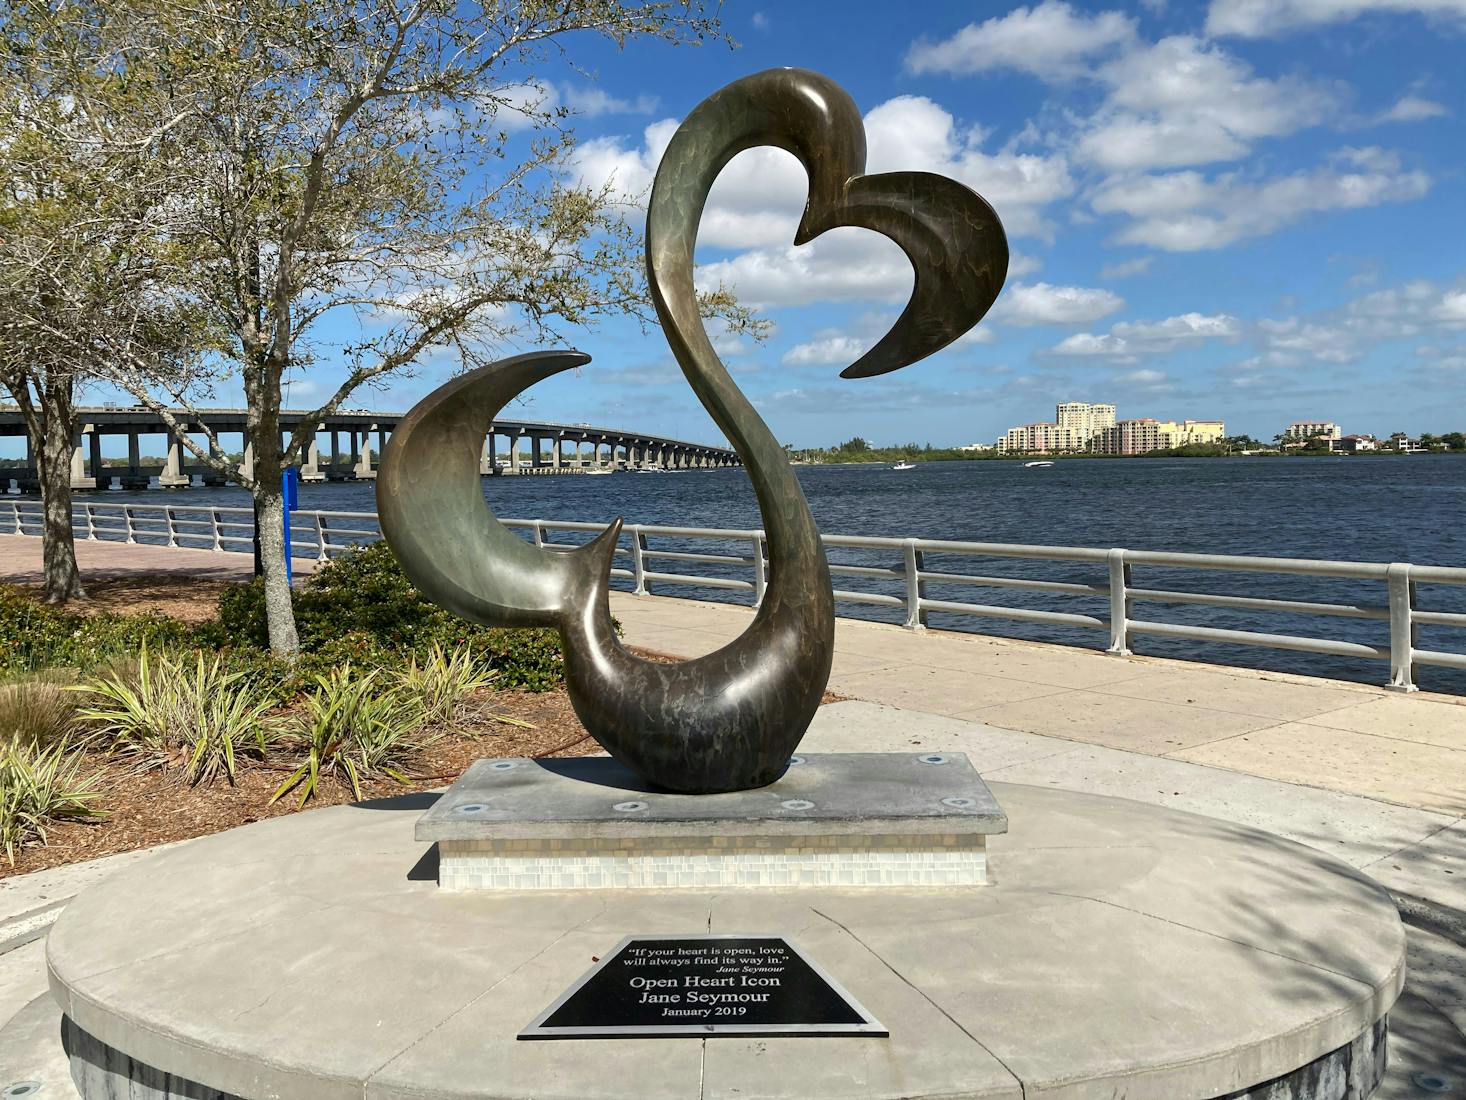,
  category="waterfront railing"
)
[5,498,1466,693]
